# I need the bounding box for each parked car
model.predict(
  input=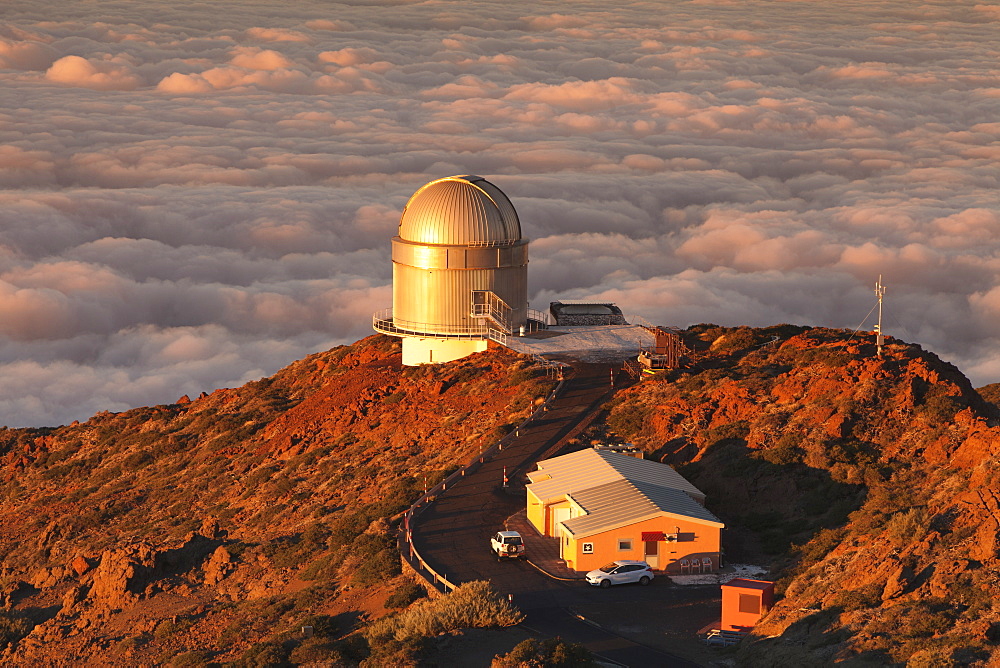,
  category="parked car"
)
[490,531,525,559]
[585,560,654,588]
